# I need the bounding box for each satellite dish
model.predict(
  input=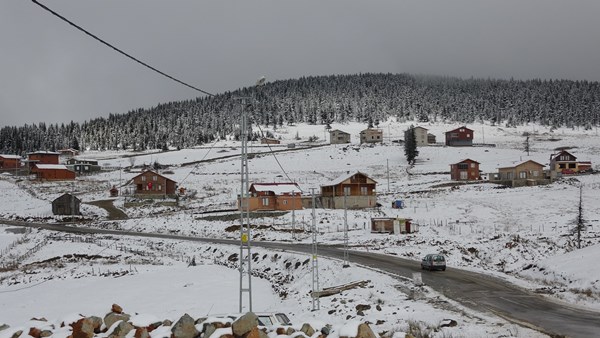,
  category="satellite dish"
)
[256,76,266,87]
